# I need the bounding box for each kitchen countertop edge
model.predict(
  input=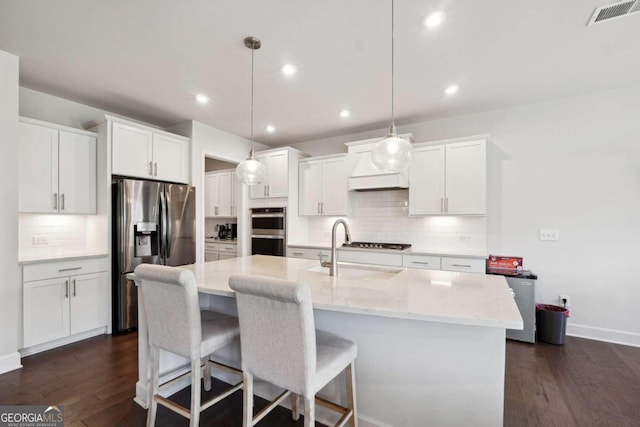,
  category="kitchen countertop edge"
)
[19,252,109,265]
